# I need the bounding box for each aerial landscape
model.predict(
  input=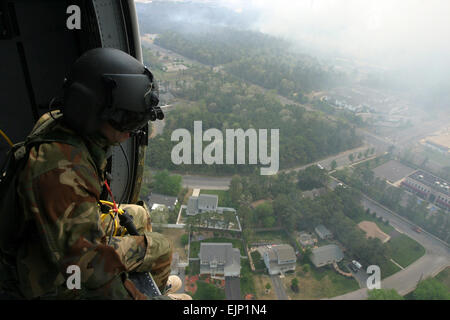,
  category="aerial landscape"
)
[135,0,450,300]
